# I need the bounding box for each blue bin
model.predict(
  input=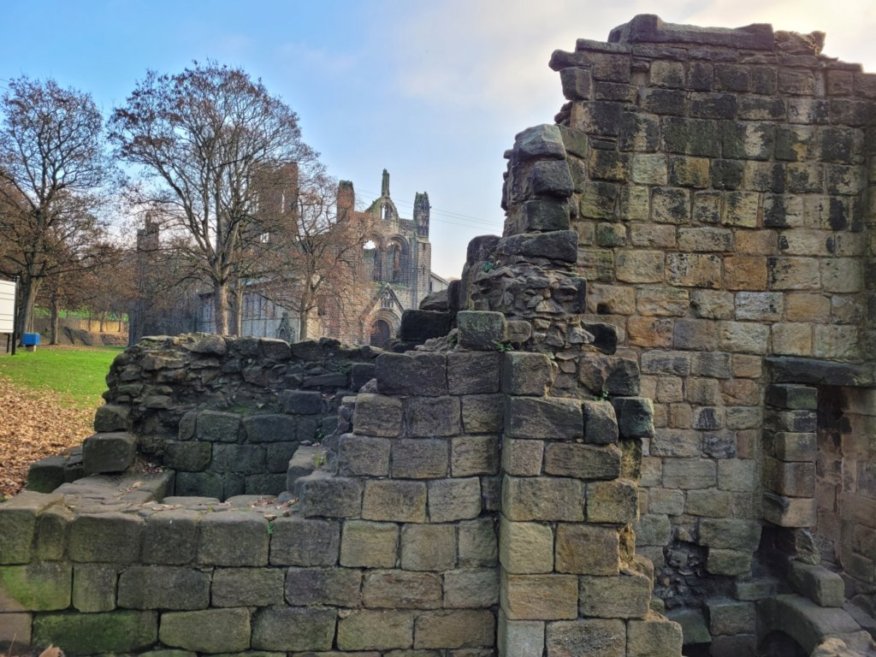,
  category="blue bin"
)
[22,332,40,346]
